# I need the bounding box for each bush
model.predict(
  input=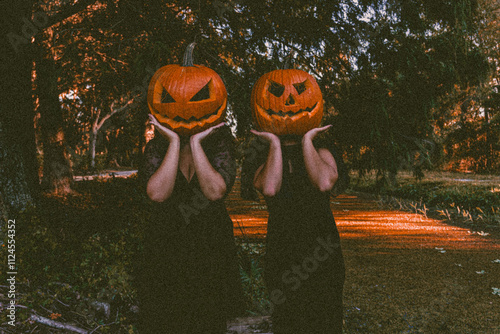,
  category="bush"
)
[0,177,146,332]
